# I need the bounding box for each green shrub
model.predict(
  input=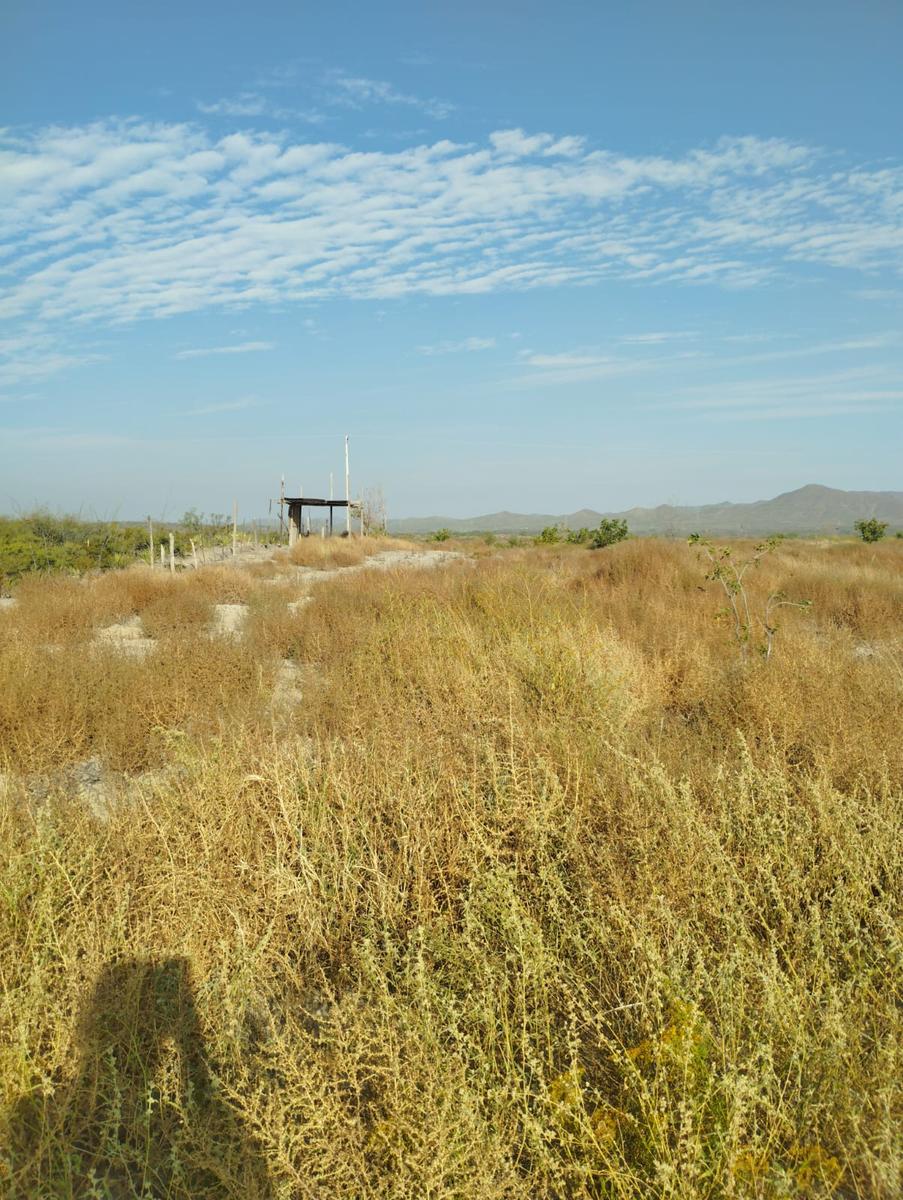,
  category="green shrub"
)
[854,518,888,543]
[0,513,151,583]
[588,518,629,549]
[536,525,561,545]
[566,527,592,545]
